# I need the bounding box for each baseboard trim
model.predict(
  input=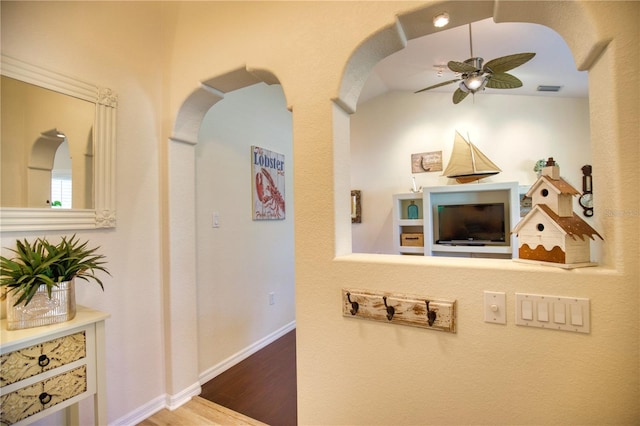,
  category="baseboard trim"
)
[166,381,202,410]
[112,394,166,426]
[199,320,296,385]
[113,323,295,425]
[111,382,201,425]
